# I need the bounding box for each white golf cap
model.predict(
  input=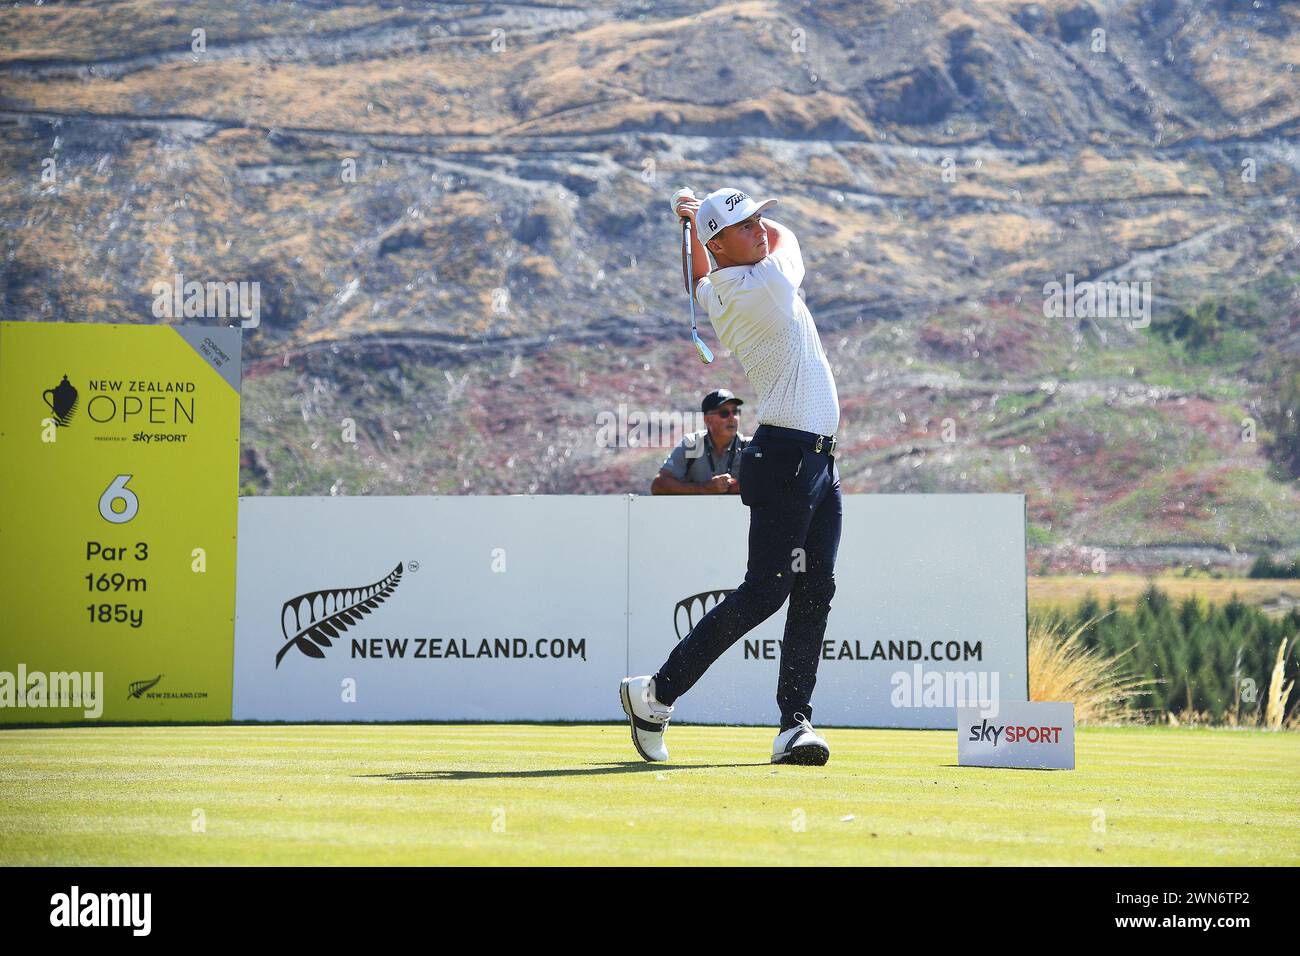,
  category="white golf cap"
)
[695,187,778,245]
